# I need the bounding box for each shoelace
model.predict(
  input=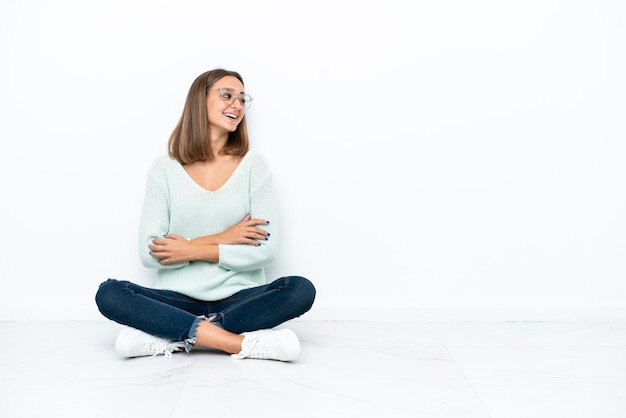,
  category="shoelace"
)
[144,339,185,359]
[235,335,273,359]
